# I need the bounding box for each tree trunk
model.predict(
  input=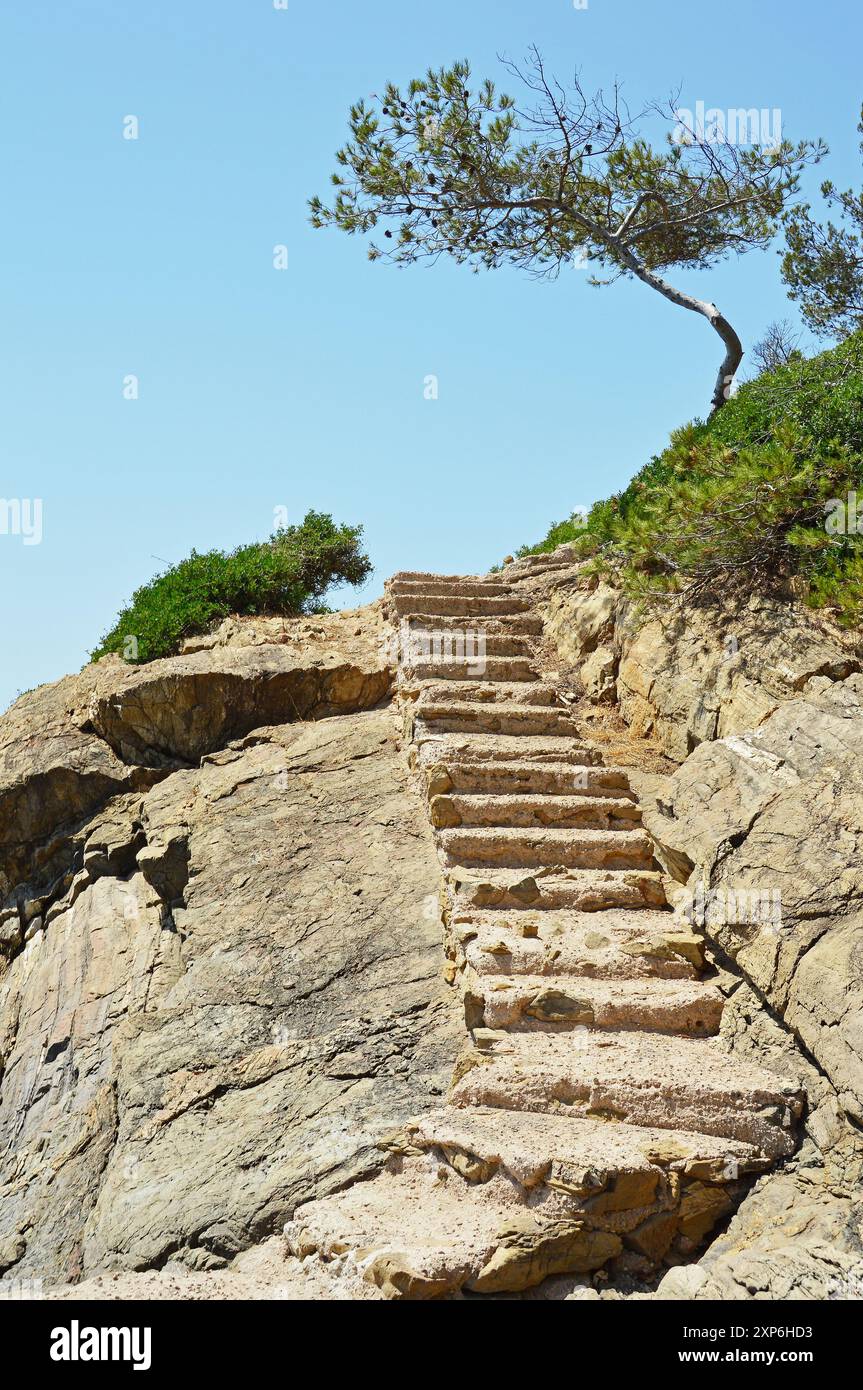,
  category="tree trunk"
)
[615,247,744,413]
